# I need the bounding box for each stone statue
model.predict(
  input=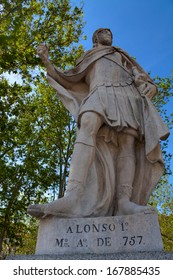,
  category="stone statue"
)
[28,28,169,219]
